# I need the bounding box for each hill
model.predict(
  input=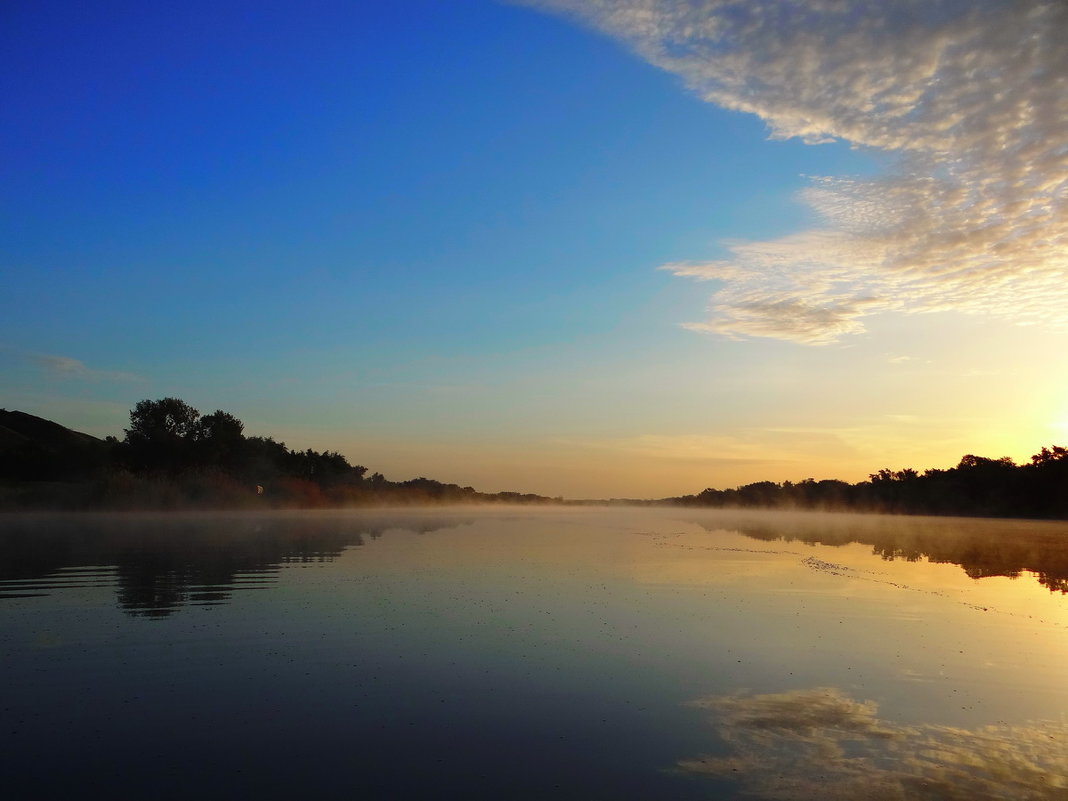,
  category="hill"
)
[0,409,110,481]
